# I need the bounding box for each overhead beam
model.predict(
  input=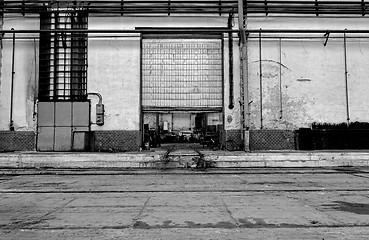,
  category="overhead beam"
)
[2,1,369,16]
